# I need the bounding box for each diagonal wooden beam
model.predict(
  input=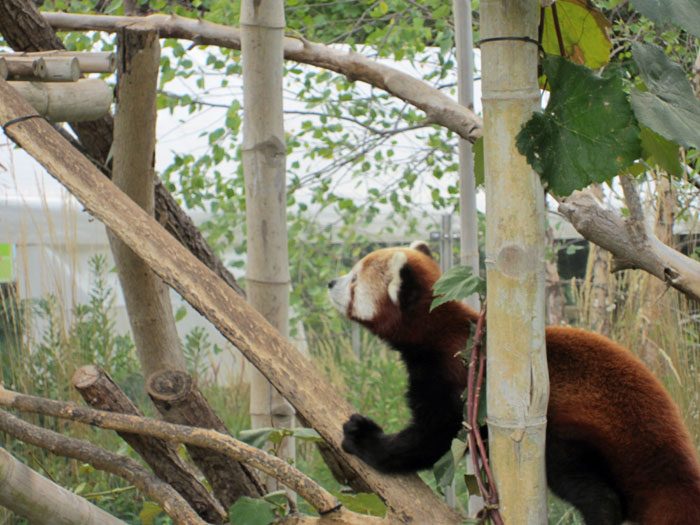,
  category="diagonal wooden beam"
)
[0,77,463,525]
